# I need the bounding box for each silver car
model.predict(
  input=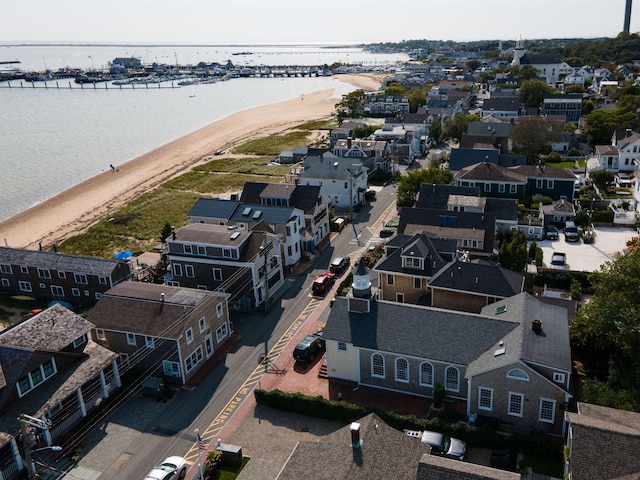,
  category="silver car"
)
[405,429,466,460]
